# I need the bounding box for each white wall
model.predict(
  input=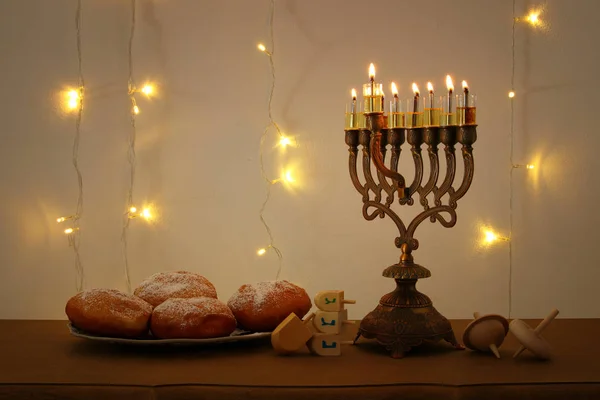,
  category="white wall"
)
[0,0,598,320]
